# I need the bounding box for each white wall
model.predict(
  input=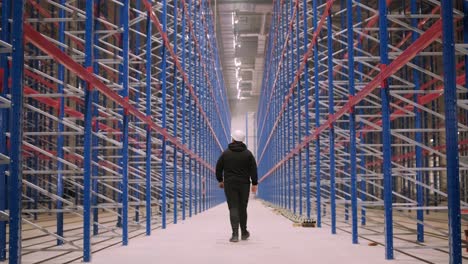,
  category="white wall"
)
[229,98,258,157]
